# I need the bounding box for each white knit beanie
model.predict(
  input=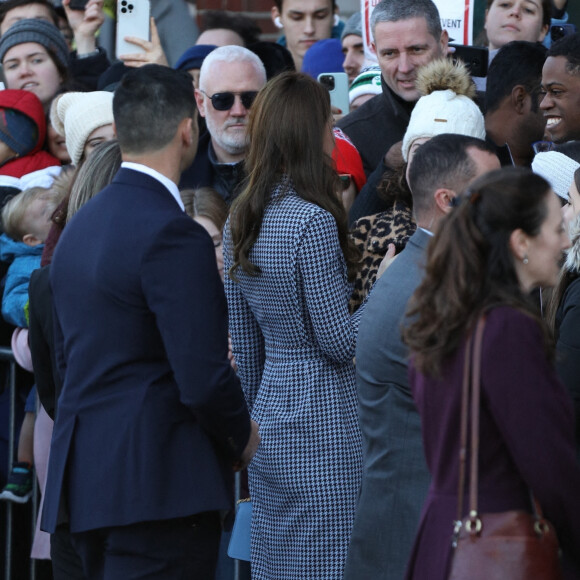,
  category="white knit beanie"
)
[402,59,485,162]
[50,91,114,166]
[531,151,580,201]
